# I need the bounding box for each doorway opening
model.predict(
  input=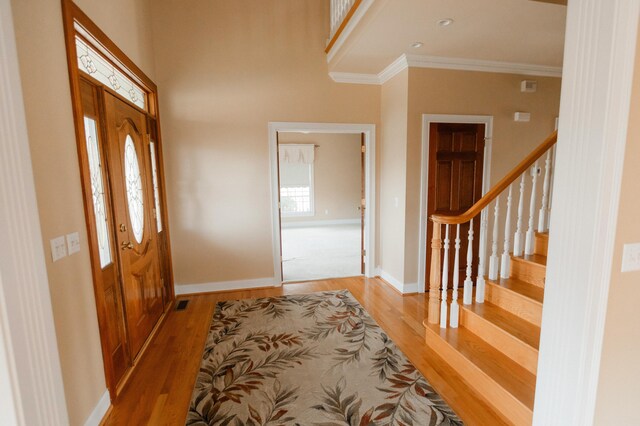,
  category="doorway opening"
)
[418,115,493,293]
[277,132,364,282]
[269,123,376,284]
